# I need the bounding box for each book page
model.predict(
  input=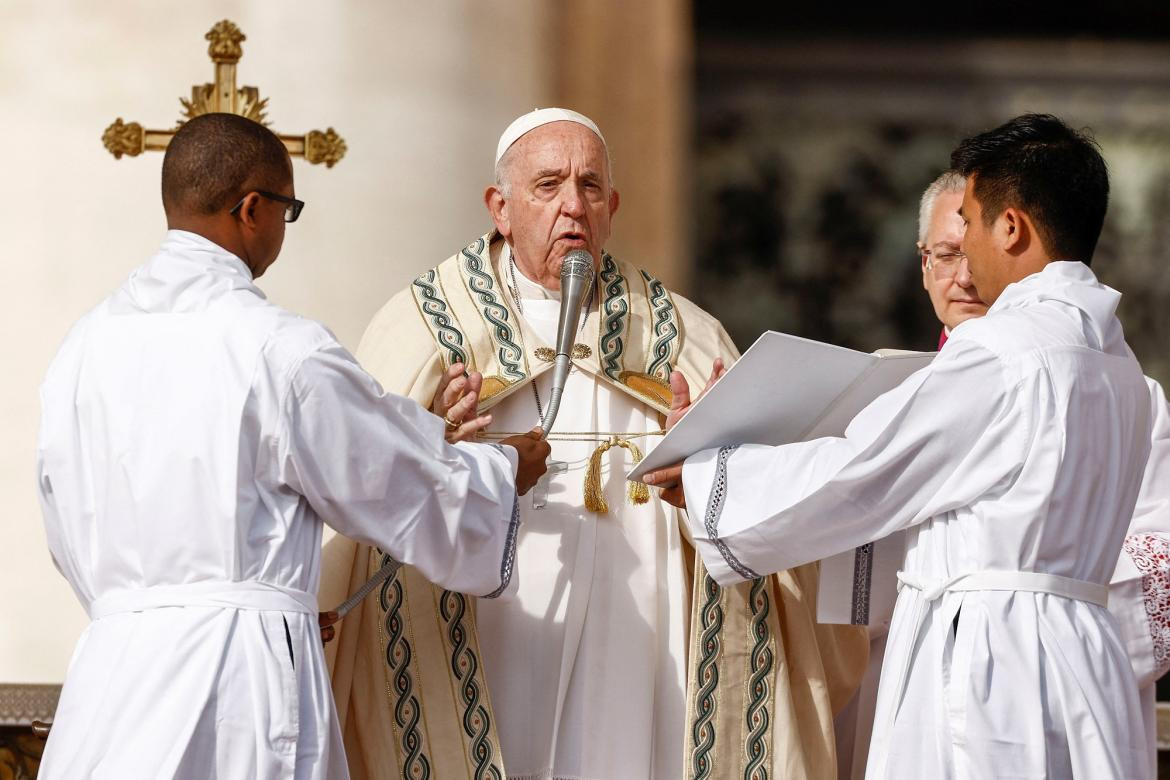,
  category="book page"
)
[628,331,934,481]
[627,331,876,480]
[804,353,934,439]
